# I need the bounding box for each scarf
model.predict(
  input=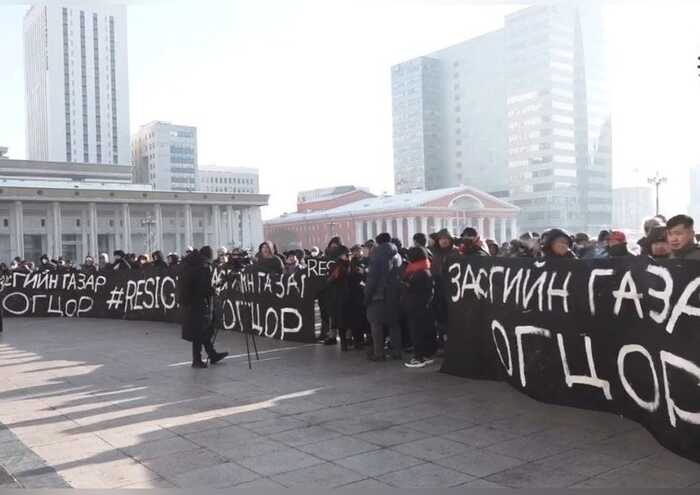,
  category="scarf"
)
[404,259,431,278]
